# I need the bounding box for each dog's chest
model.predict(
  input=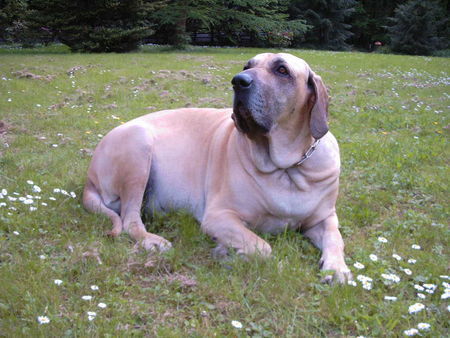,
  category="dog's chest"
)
[241,171,323,233]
